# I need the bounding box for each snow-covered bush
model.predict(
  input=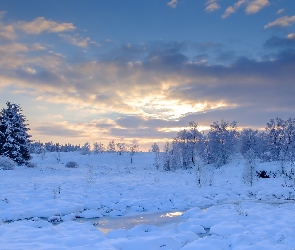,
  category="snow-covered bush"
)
[65,161,78,168]
[0,156,16,170]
